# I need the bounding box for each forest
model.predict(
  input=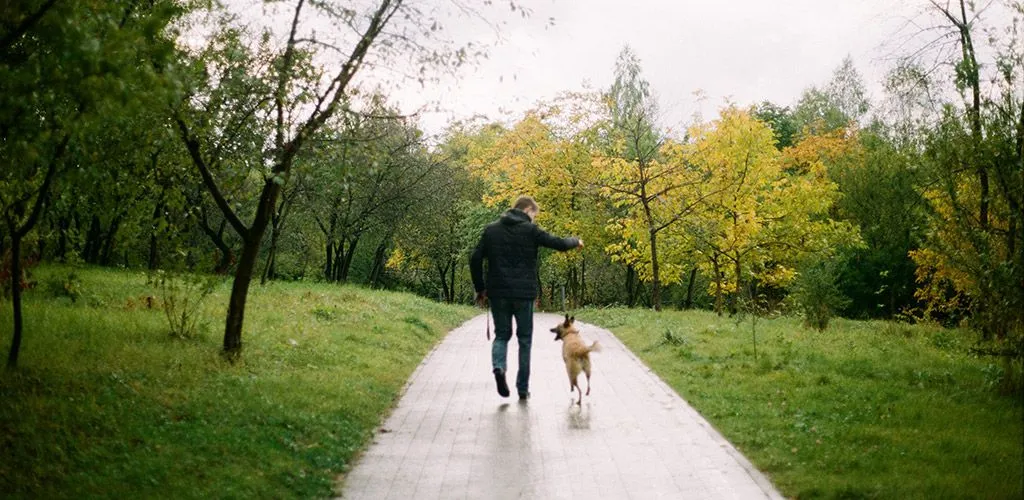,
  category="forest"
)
[1,0,1021,383]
